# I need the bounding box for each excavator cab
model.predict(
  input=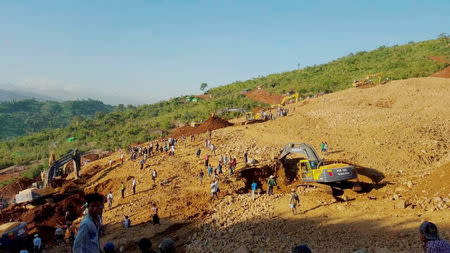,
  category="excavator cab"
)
[279,143,357,183]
